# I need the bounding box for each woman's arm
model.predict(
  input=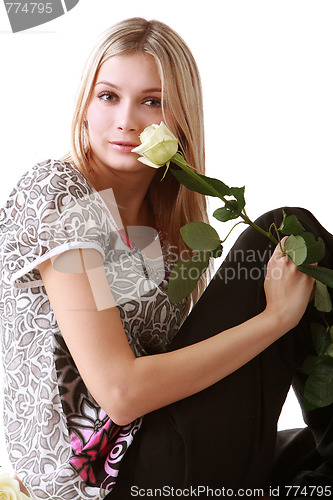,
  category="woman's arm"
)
[38,245,314,426]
